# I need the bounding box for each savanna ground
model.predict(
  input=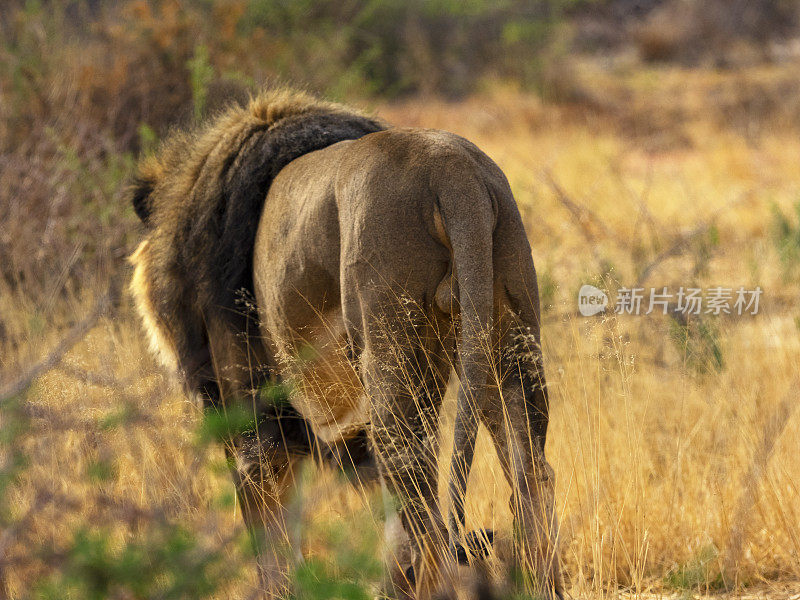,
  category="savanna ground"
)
[1,2,800,598]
